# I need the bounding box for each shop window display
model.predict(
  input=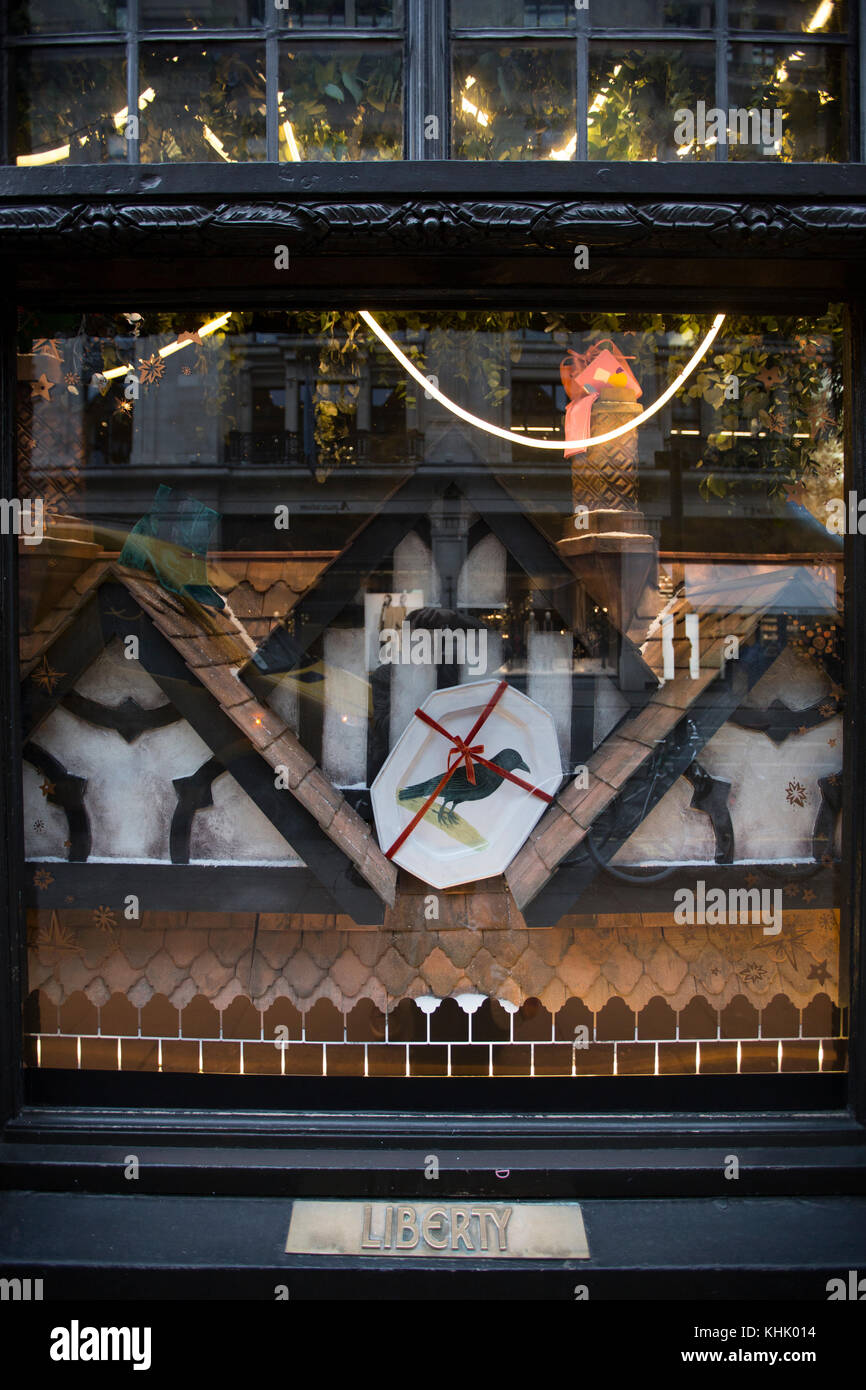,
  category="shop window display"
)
[17,308,847,1082]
